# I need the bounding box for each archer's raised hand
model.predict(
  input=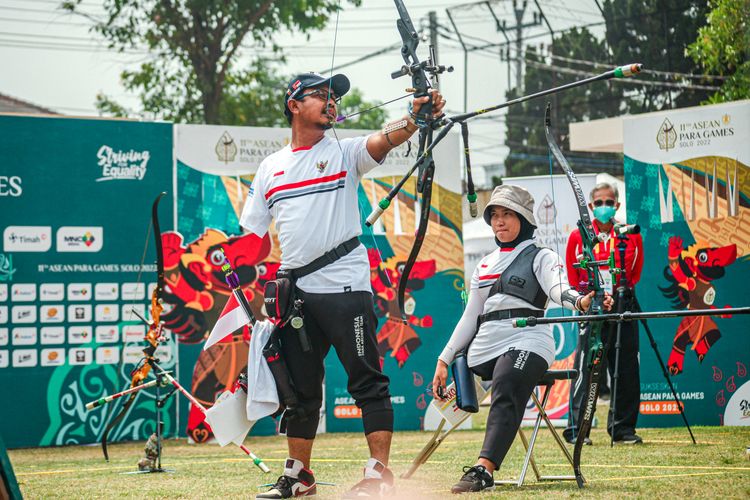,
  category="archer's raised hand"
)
[411,89,446,122]
[578,290,614,312]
